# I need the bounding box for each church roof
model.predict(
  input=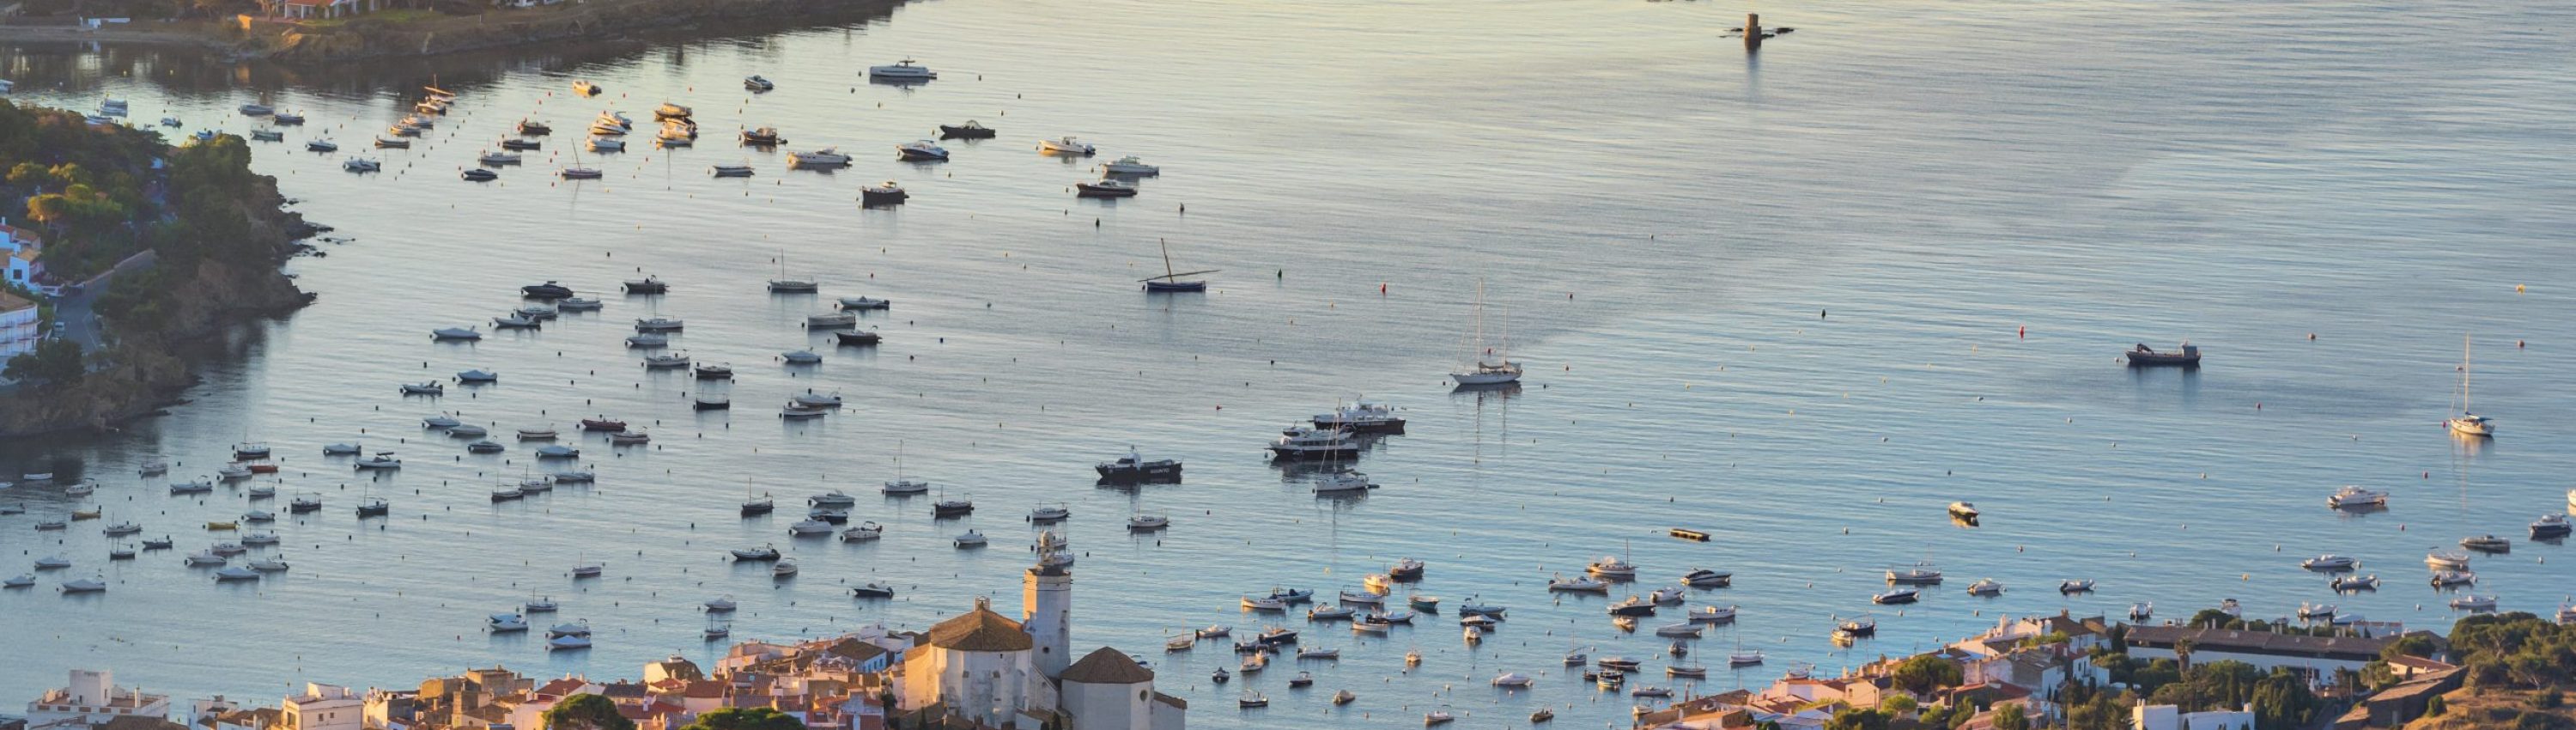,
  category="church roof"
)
[926,599,1031,652]
[1060,647,1154,684]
